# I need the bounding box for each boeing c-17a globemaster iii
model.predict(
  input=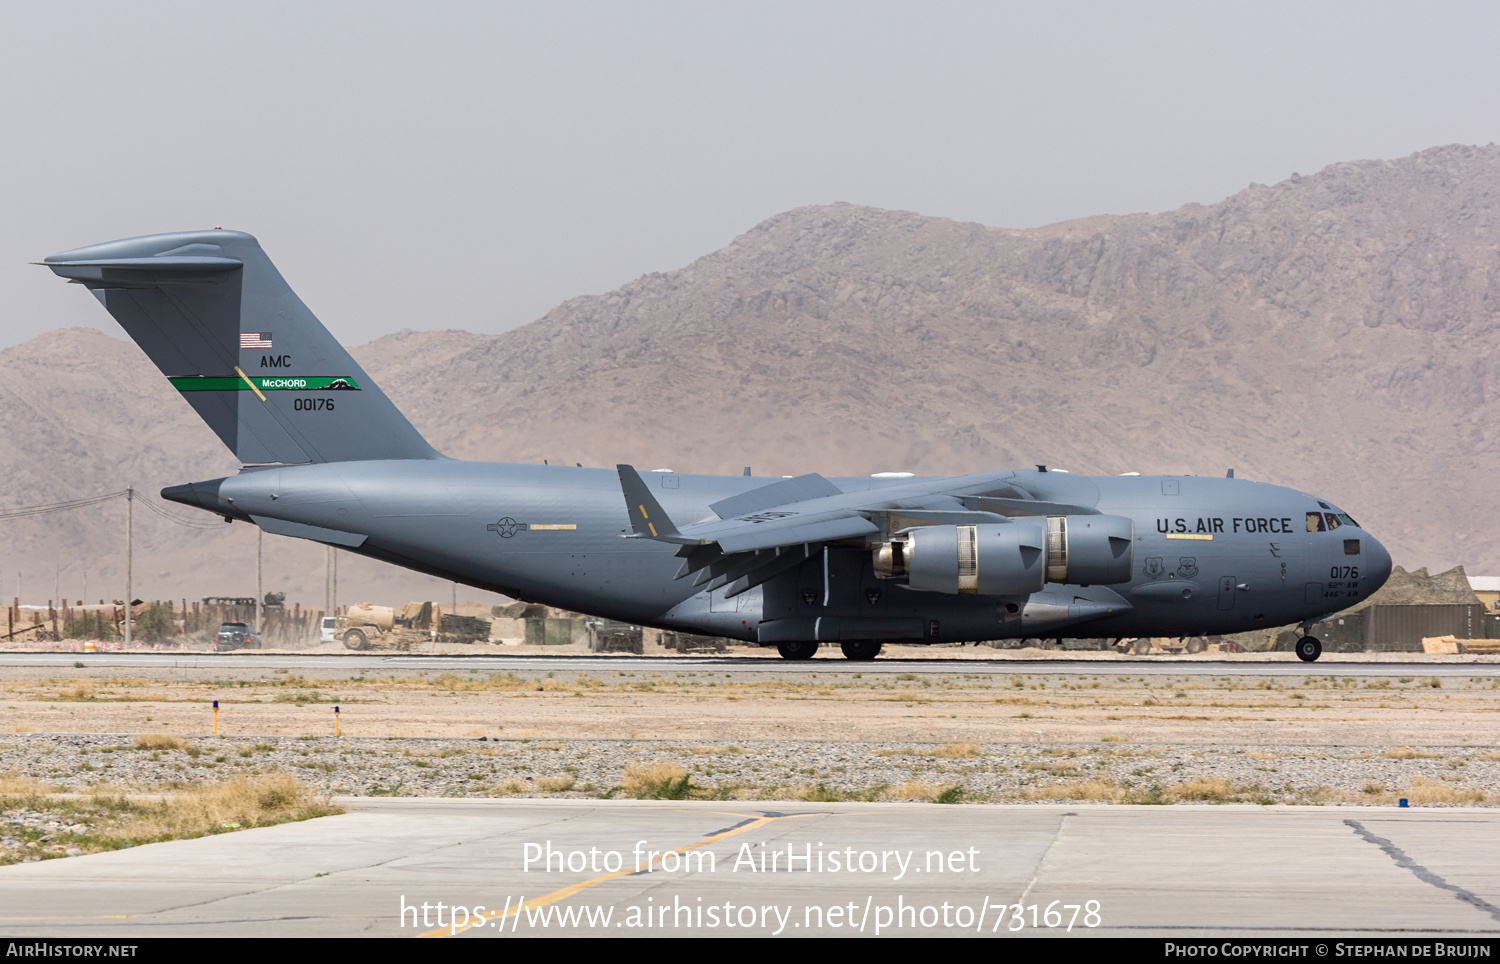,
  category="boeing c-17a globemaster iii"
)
[40,230,1392,661]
